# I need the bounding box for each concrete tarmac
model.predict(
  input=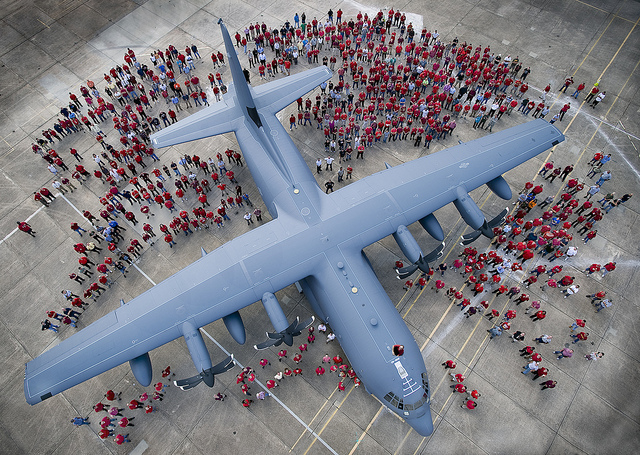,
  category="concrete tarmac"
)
[0,0,638,454]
